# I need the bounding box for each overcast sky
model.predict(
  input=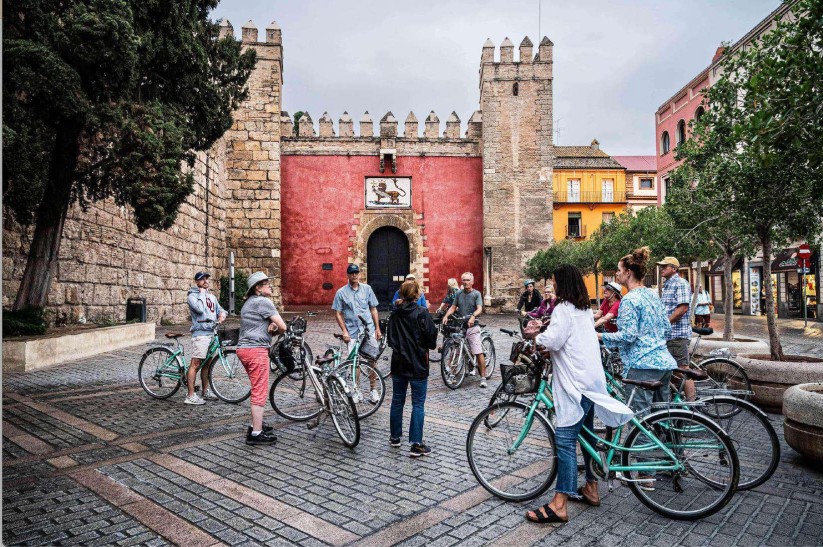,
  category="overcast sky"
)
[212,0,780,156]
